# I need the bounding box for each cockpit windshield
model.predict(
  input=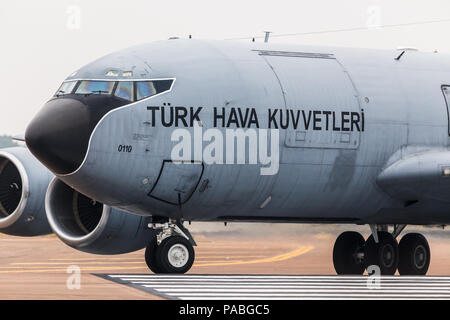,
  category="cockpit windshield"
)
[136,81,158,101]
[55,80,77,96]
[75,81,115,95]
[54,79,173,102]
[115,81,134,101]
